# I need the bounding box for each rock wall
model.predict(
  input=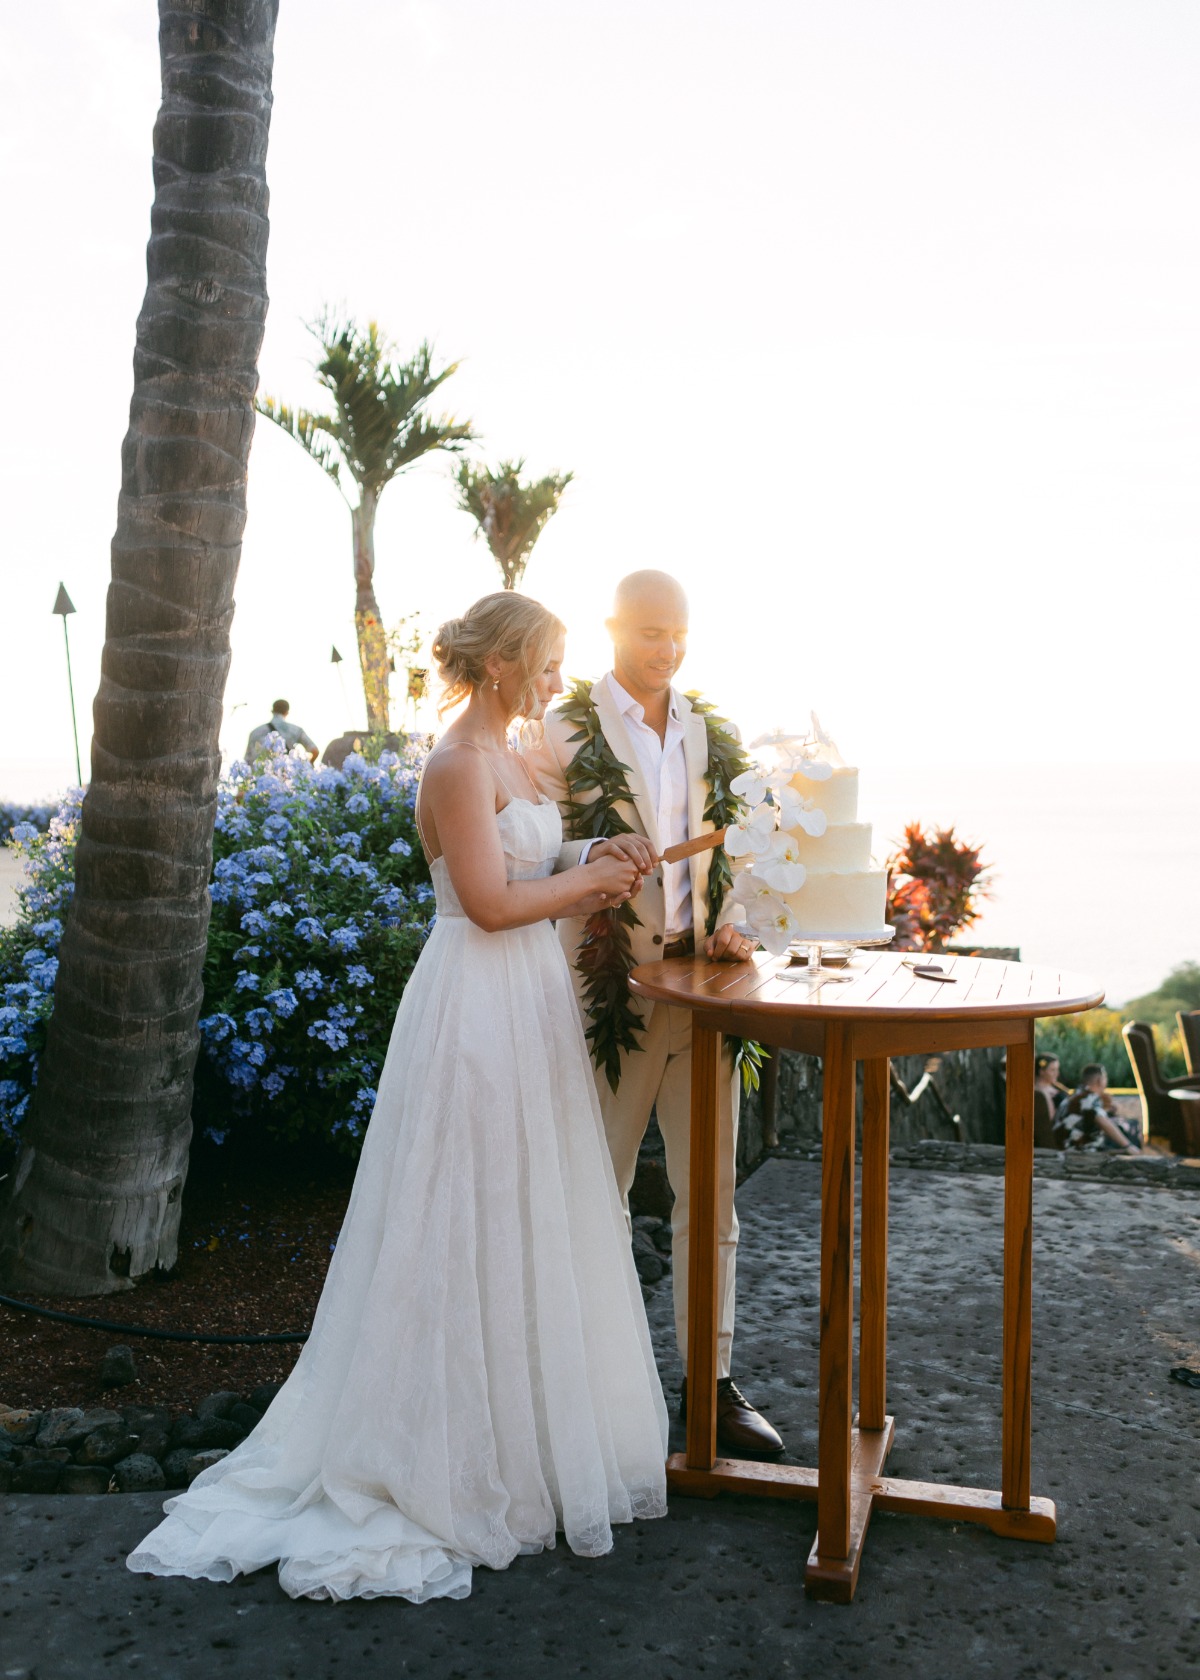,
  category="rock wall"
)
[737,1044,1010,1175]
